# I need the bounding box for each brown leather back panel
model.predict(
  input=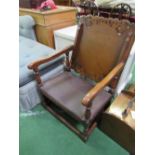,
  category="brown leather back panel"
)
[71,16,135,82]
